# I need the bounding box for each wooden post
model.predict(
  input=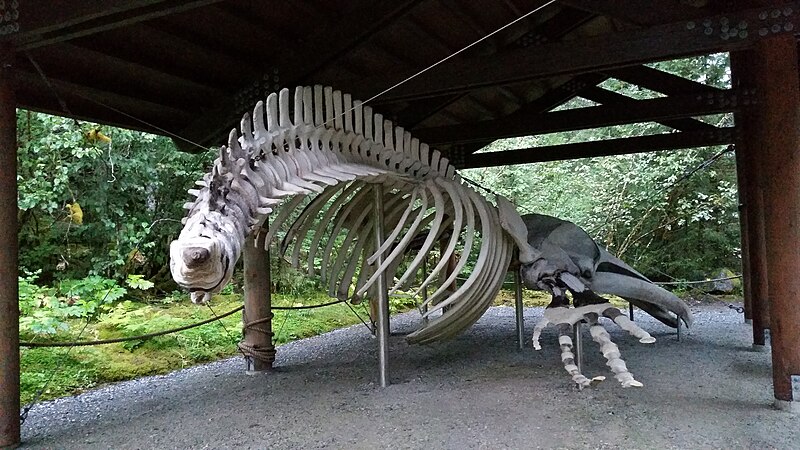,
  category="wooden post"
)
[239,229,276,372]
[753,34,800,410]
[0,42,19,448]
[439,239,457,314]
[730,50,770,345]
[733,145,752,324]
